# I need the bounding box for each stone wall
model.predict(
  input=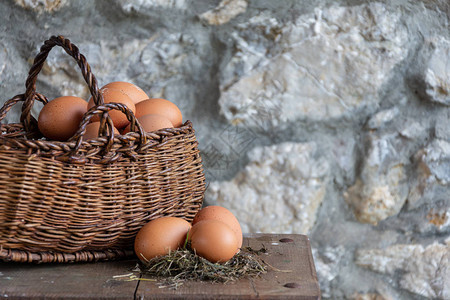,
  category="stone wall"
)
[1,0,449,298]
